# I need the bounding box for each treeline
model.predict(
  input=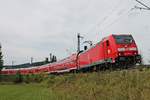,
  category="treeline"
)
[0,72,47,83]
[4,53,57,69]
[0,43,58,70]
